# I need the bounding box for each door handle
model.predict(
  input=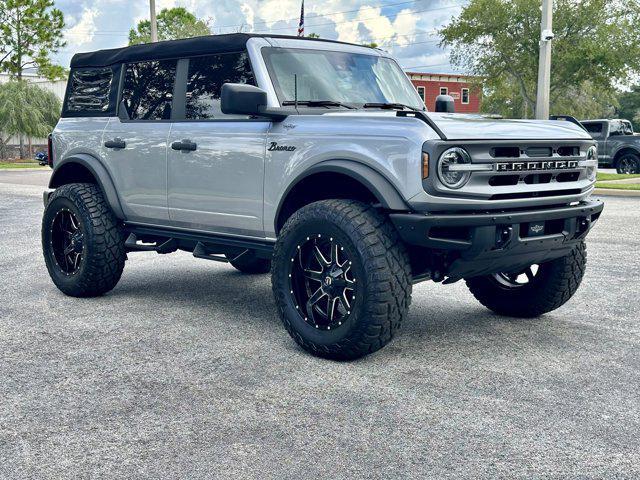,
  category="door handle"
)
[171,139,197,152]
[104,138,126,149]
